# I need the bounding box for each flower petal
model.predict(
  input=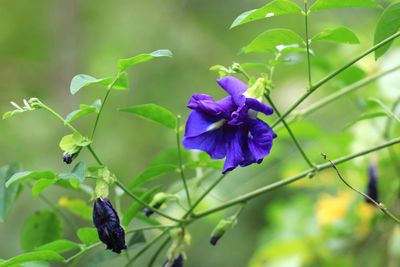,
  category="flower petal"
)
[217,76,248,106]
[223,129,246,173]
[247,119,277,161]
[183,127,226,159]
[245,98,274,116]
[187,94,226,115]
[183,110,224,138]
